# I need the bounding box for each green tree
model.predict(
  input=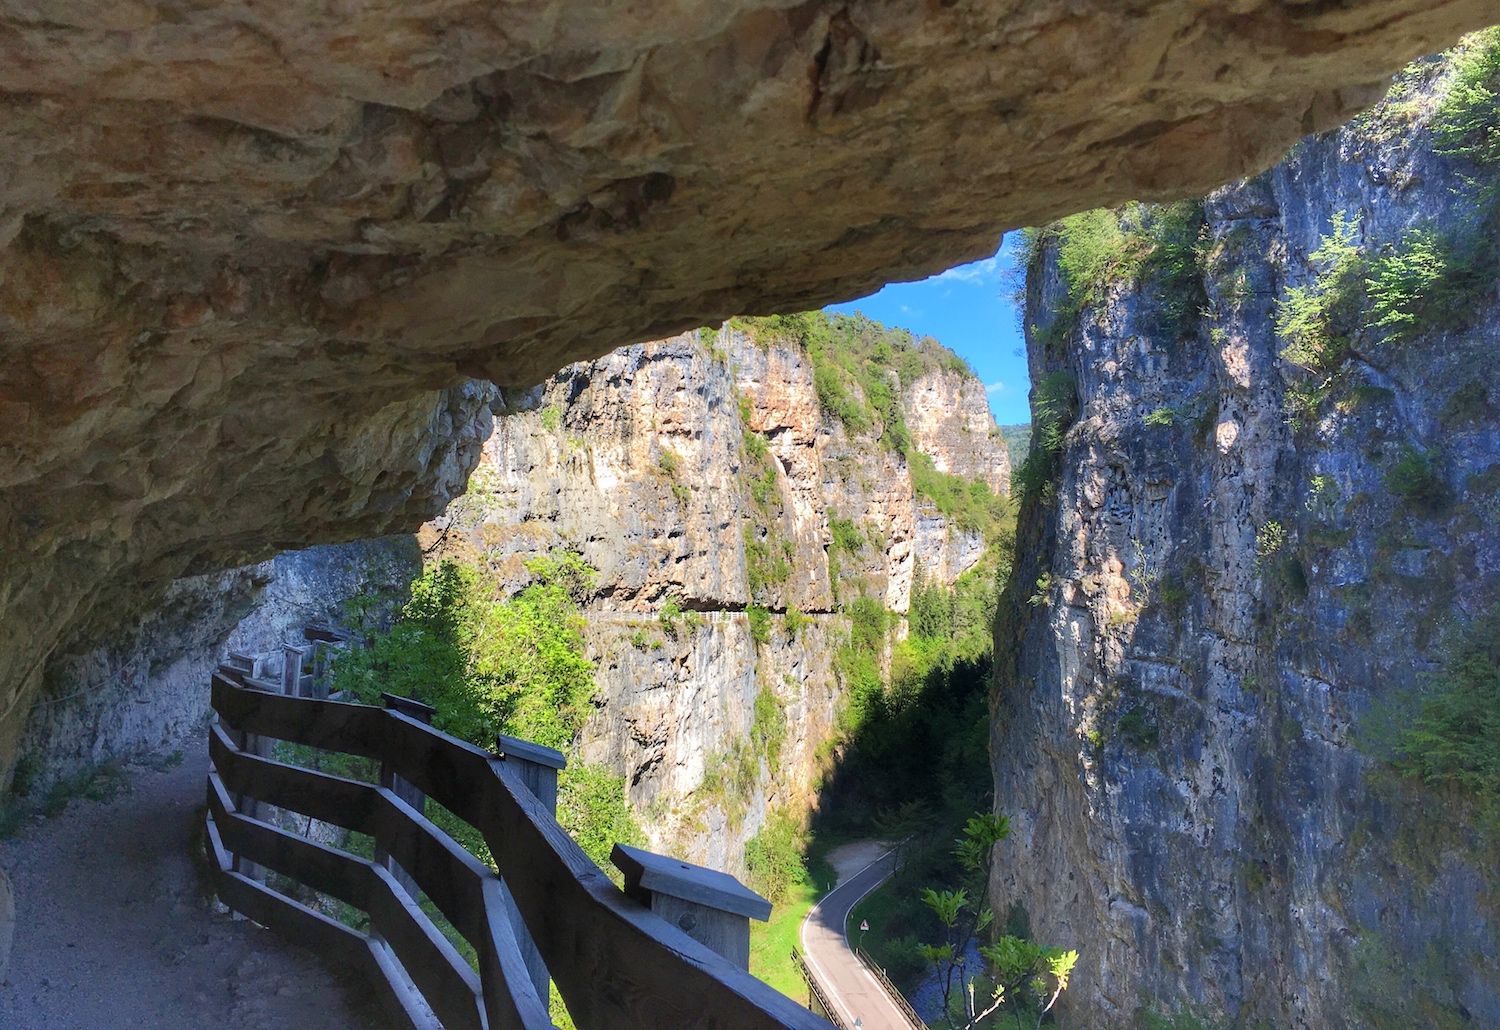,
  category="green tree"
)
[331,551,642,869]
[918,814,1078,1029]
